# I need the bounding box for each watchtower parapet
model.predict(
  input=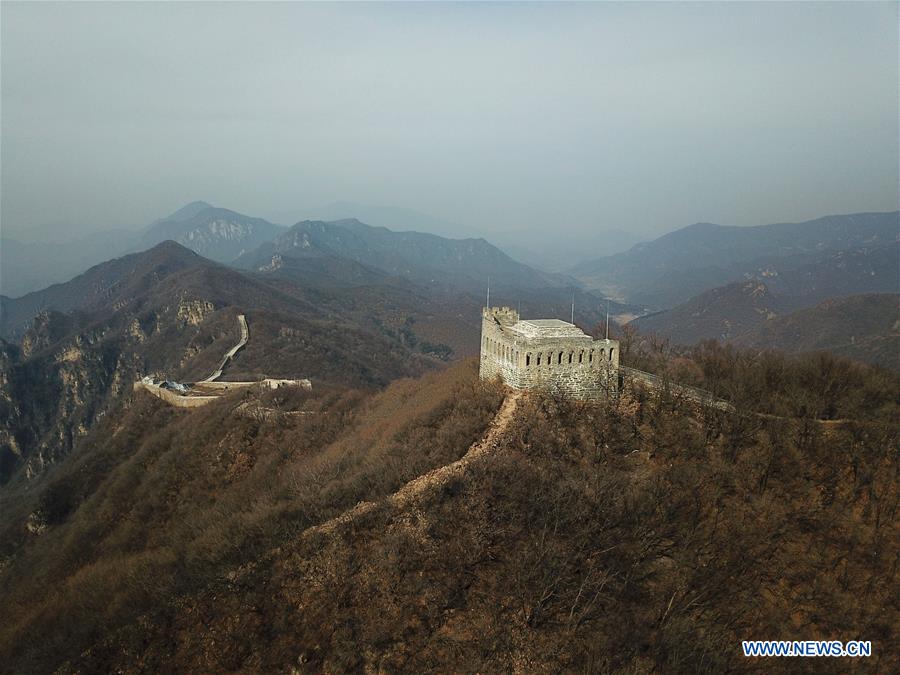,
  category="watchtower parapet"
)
[479,306,618,399]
